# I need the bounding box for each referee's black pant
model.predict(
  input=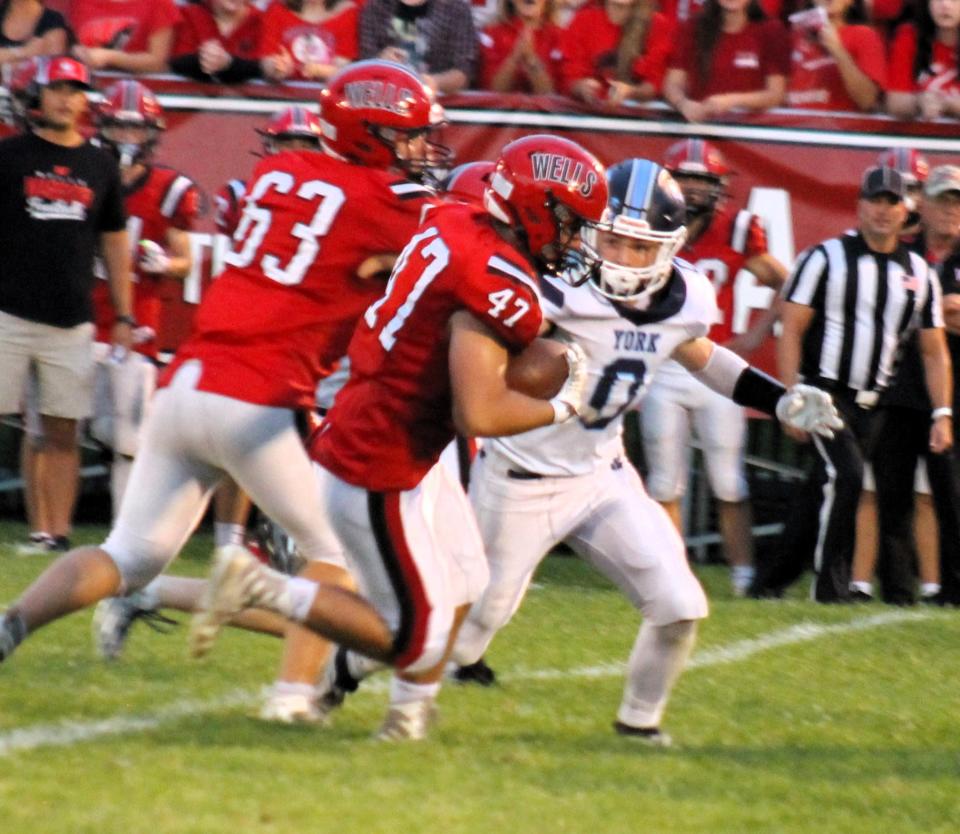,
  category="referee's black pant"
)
[754,392,878,602]
[871,404,960,605]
